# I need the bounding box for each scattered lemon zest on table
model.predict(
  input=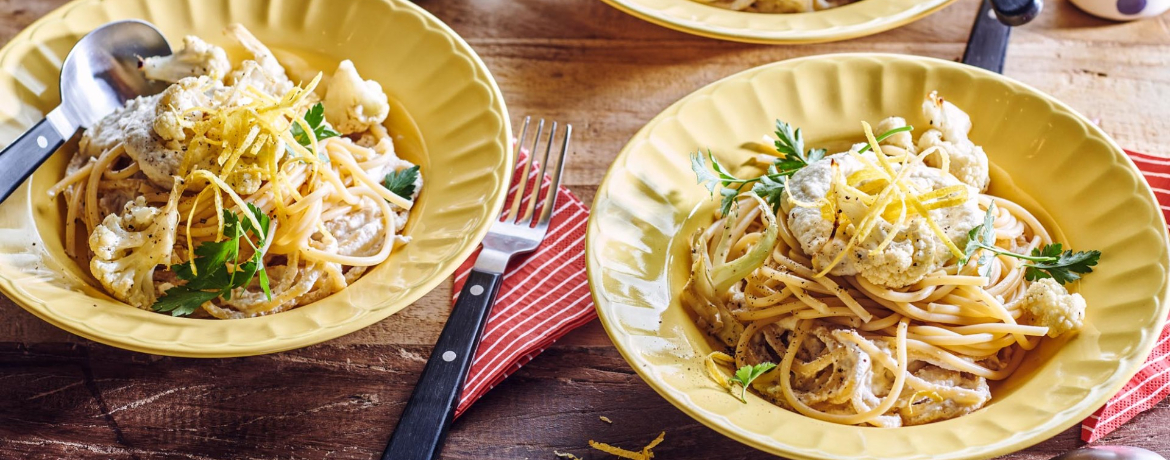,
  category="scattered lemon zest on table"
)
[554,451,583,460]
[588,431,666,460]
[599,415,613,424]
